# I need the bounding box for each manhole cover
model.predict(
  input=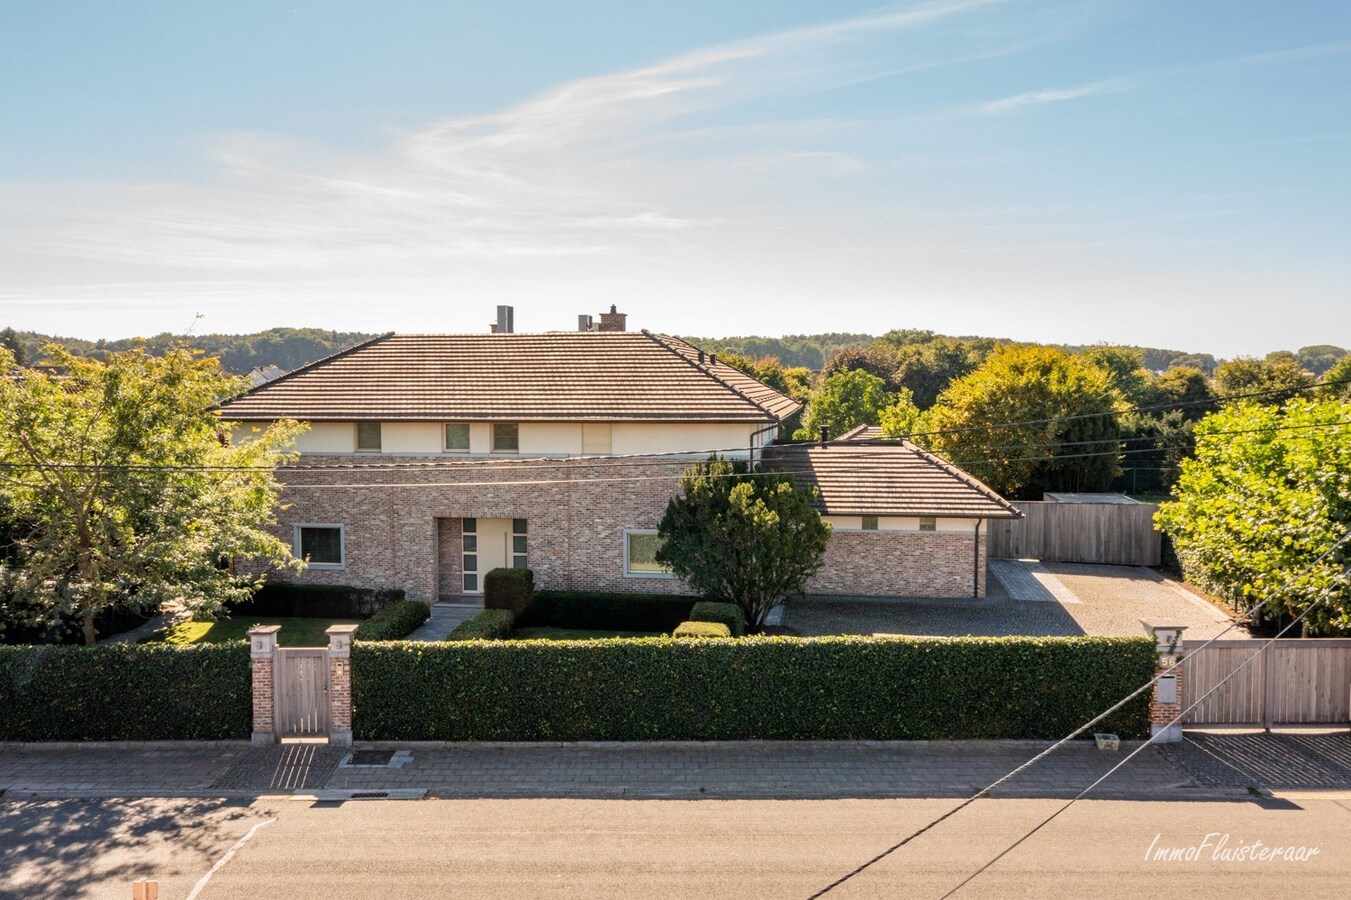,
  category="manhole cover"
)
[349,750,395,766]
